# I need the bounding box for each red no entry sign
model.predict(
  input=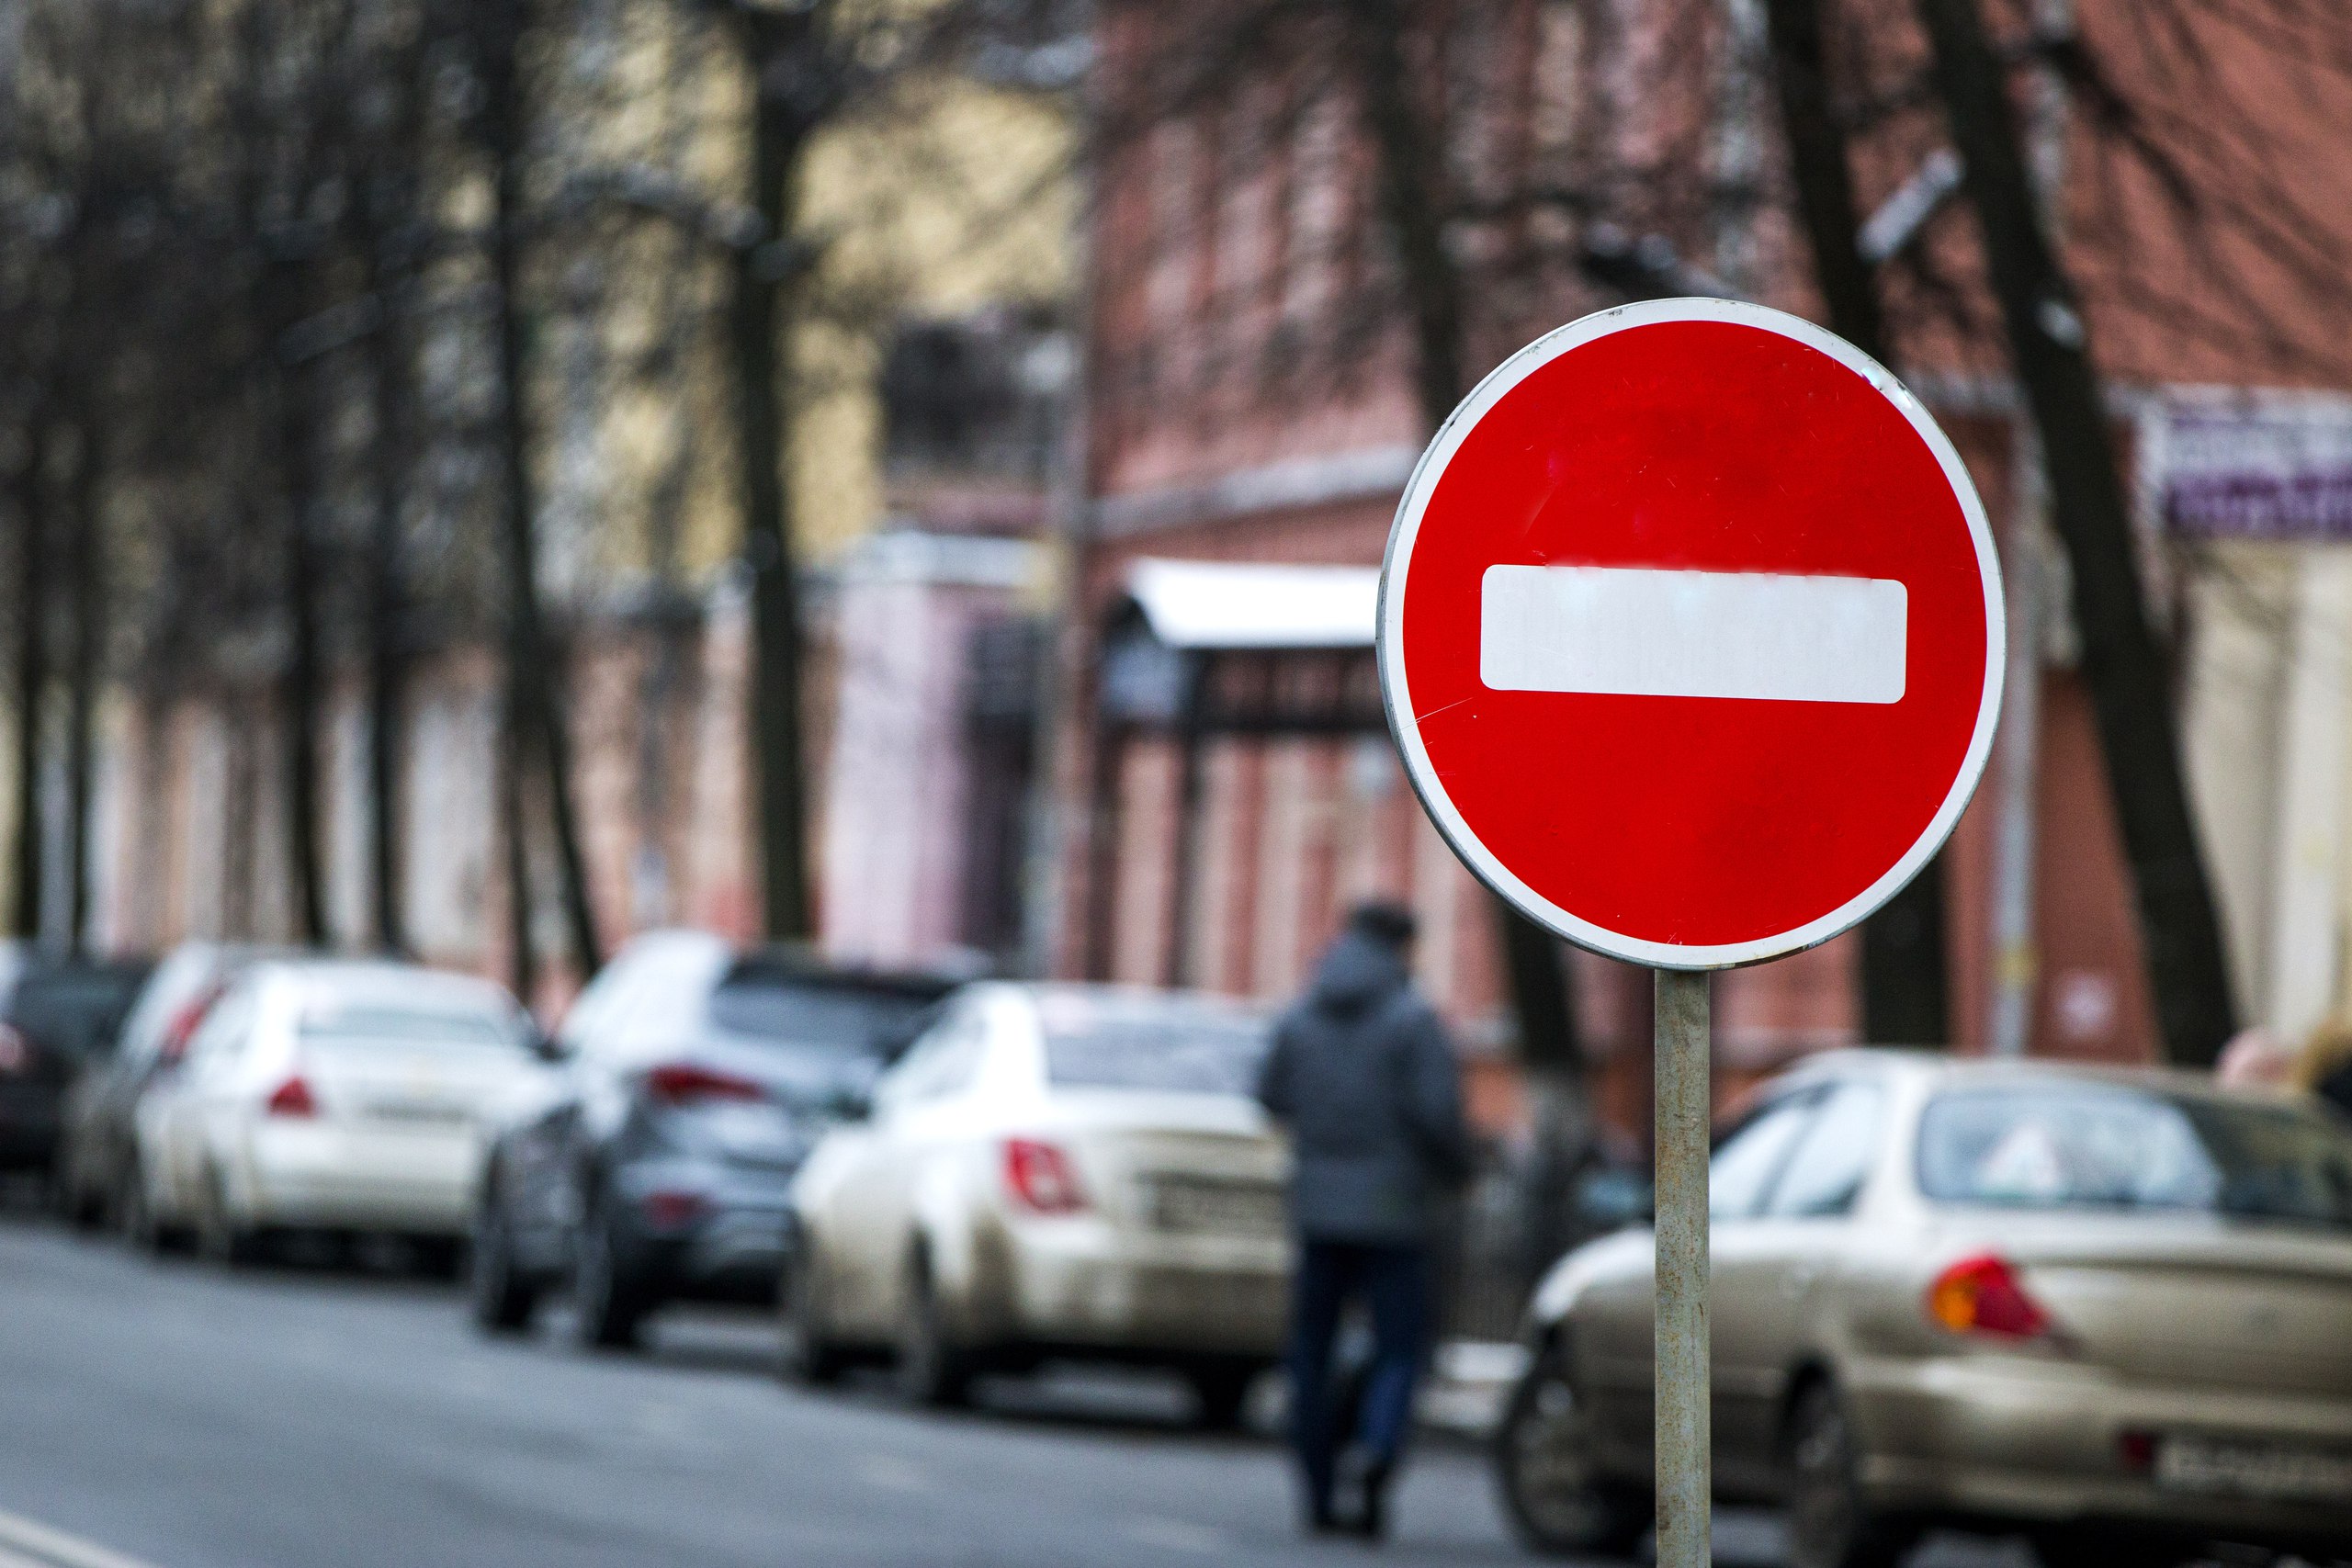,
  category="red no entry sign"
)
[1378,299,2005,969]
